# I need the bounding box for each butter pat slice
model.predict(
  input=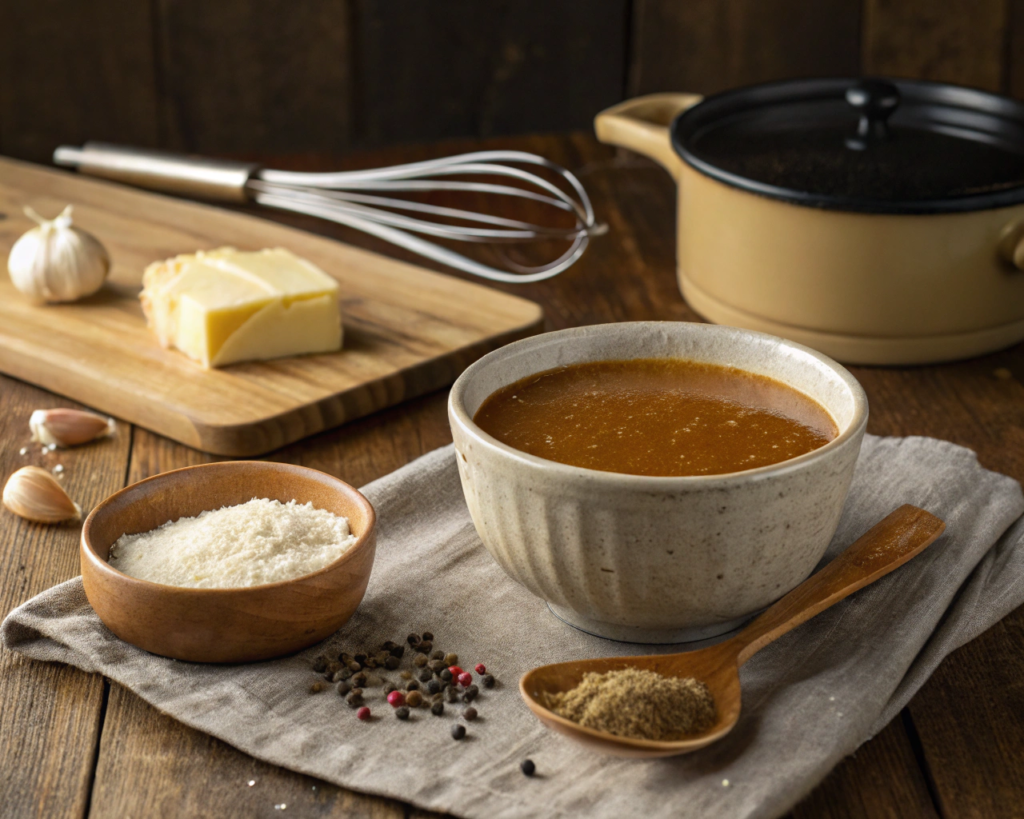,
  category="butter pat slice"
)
[140,247,342,368]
